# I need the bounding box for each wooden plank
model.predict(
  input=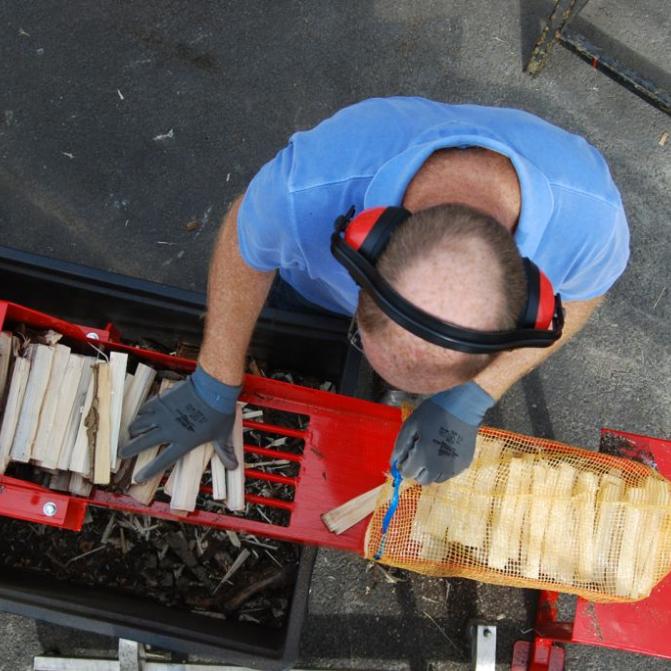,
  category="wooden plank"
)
[41,354,87,470]
[31,344,71,463]
[66,362,97,475]
[0,332,13,409]
[108,351,128,470]
[130,379,174,484]
[225,402,246,512]
[170,442,214,515]
[57,356,95,471]
[323,484,384,534]
[69,472,93,497]
[118,363,156,462]
[0,356,31,473]
[127,379,175,505]
[93,362,112,485]
[211,453,228,501]
[11,344,55,463]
